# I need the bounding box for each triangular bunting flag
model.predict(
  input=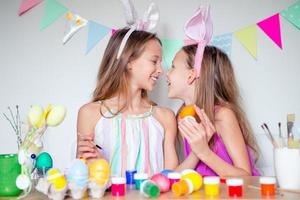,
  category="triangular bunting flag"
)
[257,13,282,49]
[86,21,111,54]
[234,25,257,59]
[211,33,233,57]
[40,0,67,30]
[62,12,87,44]
[281,1,300,30]
[18,0,43,16]
[111,28,117,36]
[161,39,183,70]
